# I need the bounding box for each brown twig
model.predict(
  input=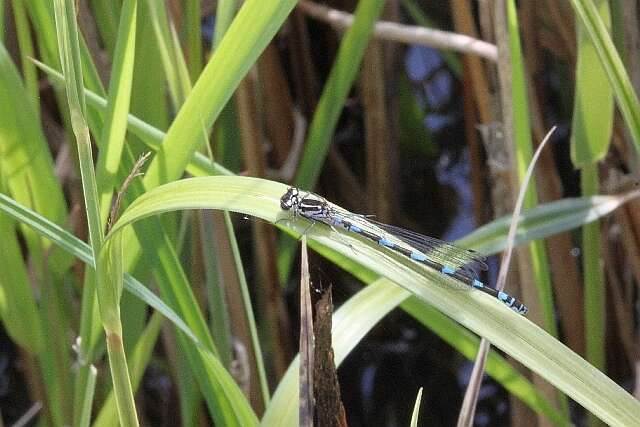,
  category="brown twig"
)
[298,0,498,61]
